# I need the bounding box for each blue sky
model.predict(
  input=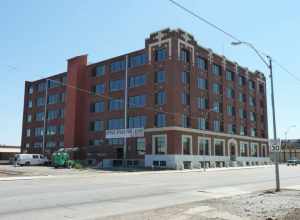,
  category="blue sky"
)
[0,0,299,145]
